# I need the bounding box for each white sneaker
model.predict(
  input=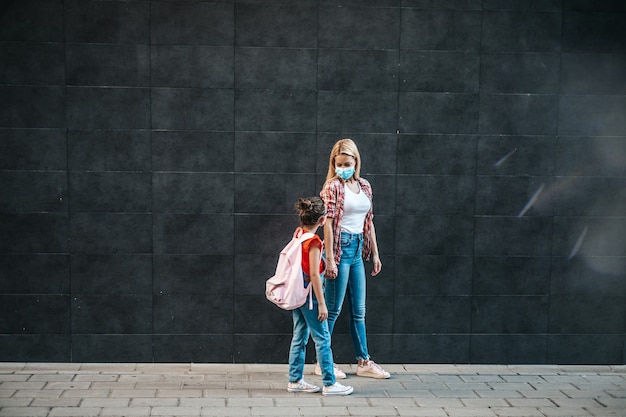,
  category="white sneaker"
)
[356,360,390,379]
[322,382,353,396]
[314,362,347,379]
[287,379,320,393]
